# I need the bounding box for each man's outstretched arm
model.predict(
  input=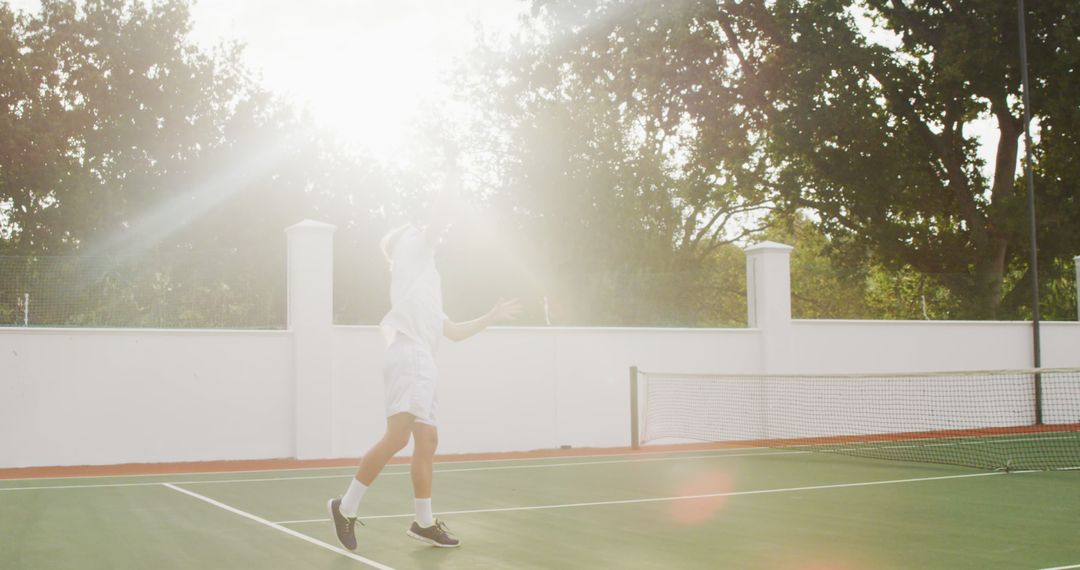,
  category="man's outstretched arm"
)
[443,298,523,342]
